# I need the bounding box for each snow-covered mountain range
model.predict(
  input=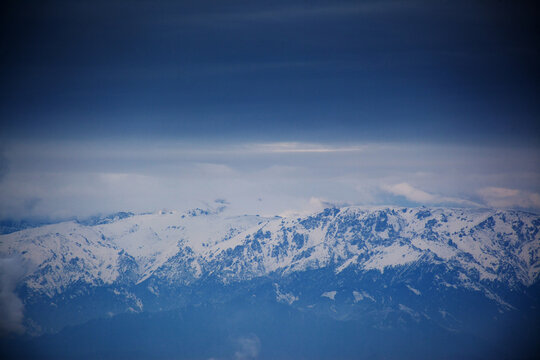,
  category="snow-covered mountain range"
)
[1,206,539,336]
